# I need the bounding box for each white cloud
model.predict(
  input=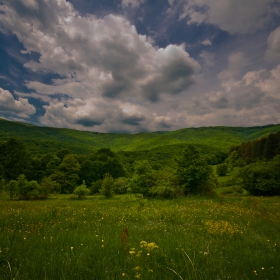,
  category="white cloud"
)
[0,88,36,118]
[201,39,211,46]
[265,26,280,61]
[179,0,277,34]
[0,0,199,103]
[121,0,146,9]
